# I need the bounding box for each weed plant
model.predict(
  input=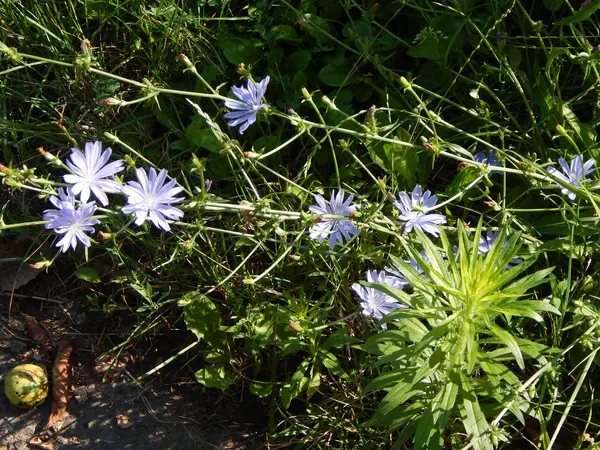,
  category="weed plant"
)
[2,0,600,448]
